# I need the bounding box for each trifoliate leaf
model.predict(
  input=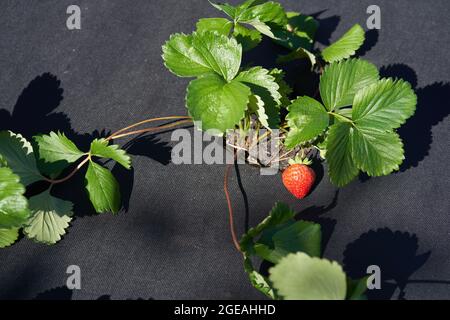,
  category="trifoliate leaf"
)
[162,31,242,81]
[90,139,131,170]
[0,227,19,248]
[85,161,121,214]
[0,167,30,229]
[196,18,233,35]
[209,1,237,19]
[34,131,84,164]
[269,252,347,300]
[235,66,282,127]
[285,96,329,149]
[254,220,322,264]
[352,78,417,132]
[24,190,73,245]
[322,24,365,63]
[243,256,276,299]
[320,58,379,111]
[276,47,316,70]
[273,12,319,51]
[350,127,404,176]
[0,131,42,185]
[326,123,359,187]
[248,95,270,130]
[233,23,262,52]
[186,73,251,133]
